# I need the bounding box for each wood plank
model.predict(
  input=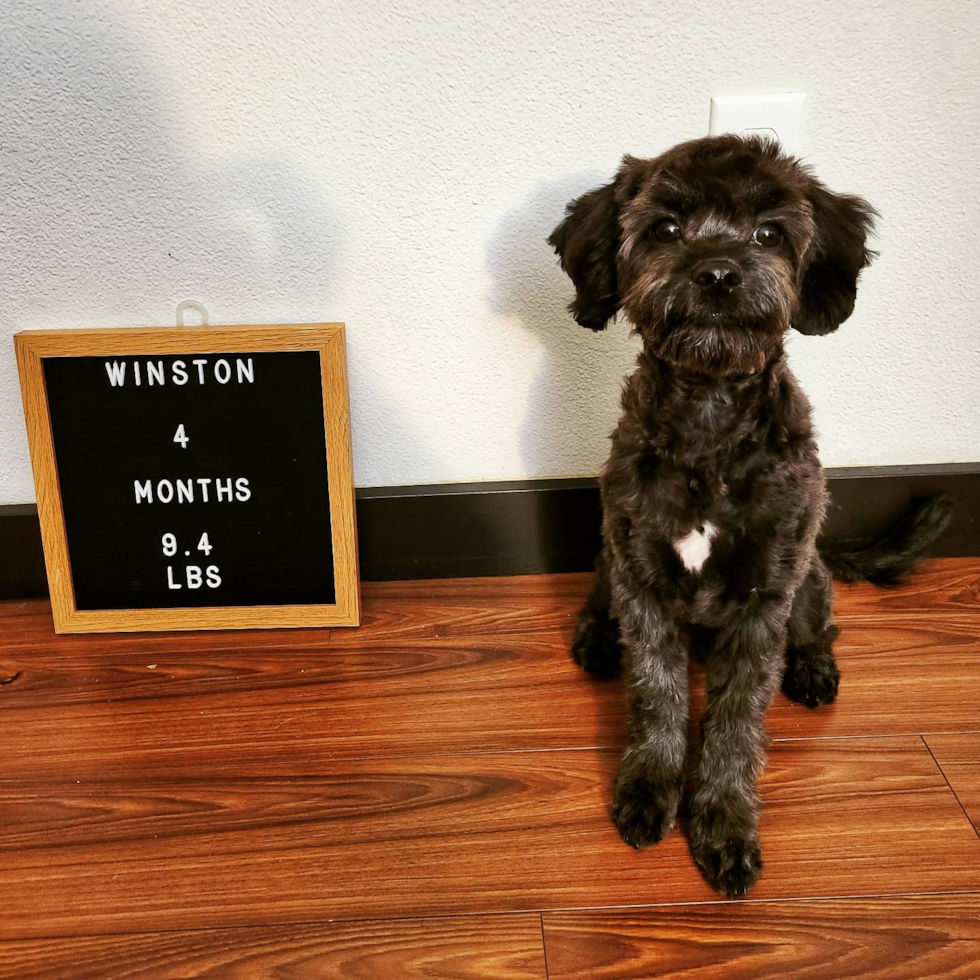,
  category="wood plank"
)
[0,576,612,779]
[6,622,978,780]
[1,738,978,940]
[701,616,980,741]
[832,557,980,622]
[0,914,546,980]
[543,894,980,980]
[0,638,626,779]
[925,734,980,831]
[2,565,979,781]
